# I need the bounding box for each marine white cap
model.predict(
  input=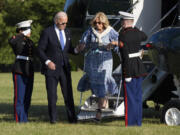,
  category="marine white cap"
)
[118,11,134,19]
[16,20,33,28]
